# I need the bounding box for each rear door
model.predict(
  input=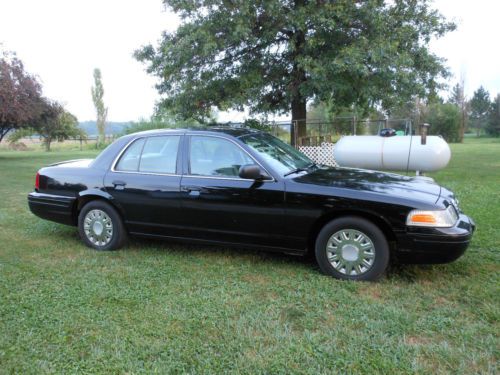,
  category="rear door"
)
[104,134,185,237]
